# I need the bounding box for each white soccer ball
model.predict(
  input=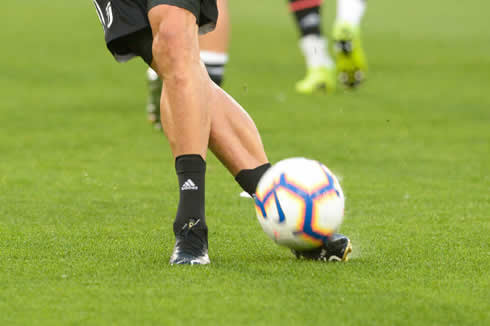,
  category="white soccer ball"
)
[254,157,344,250]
